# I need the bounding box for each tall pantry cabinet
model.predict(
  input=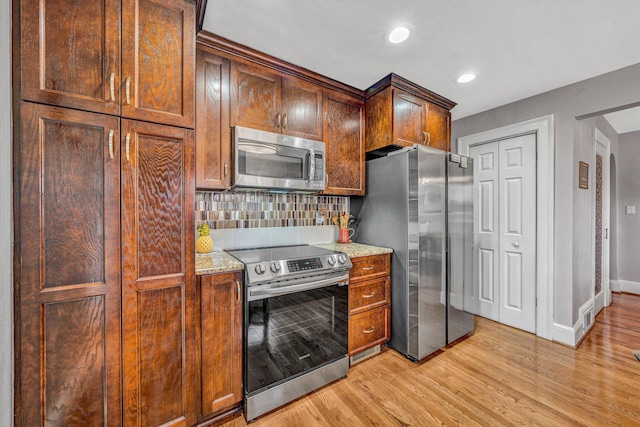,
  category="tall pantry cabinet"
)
[15,0,196,425]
